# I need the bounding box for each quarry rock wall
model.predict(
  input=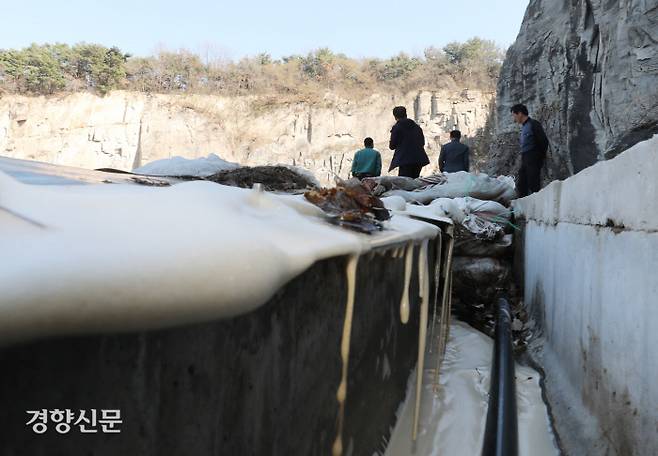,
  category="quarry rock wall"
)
[0,89,493,184]
[488,0,658,183]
